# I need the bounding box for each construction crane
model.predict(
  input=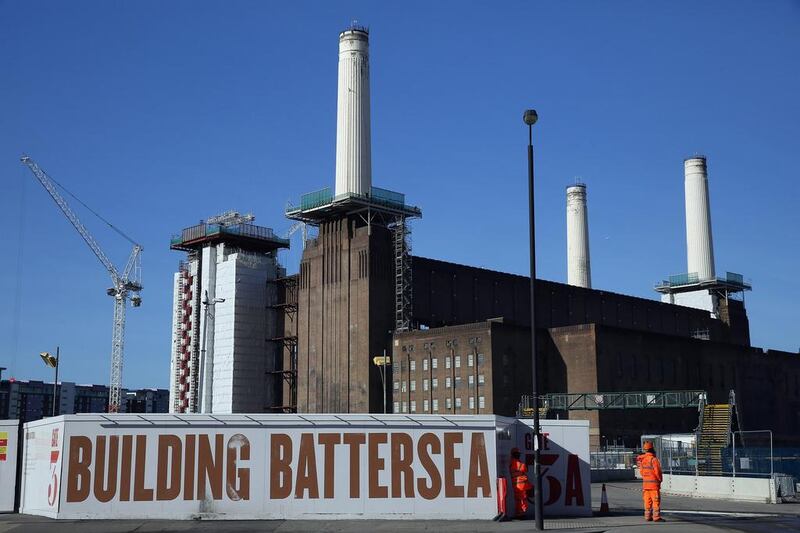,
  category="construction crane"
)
[20,155,143,413]
[284,220,308,249]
